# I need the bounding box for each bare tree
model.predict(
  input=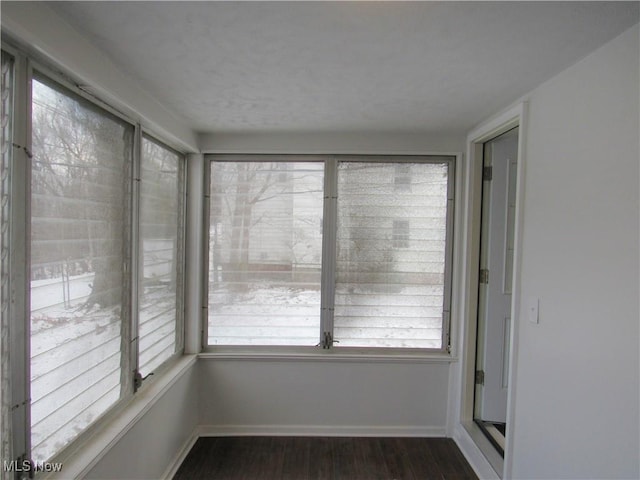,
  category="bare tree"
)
[31,81,130,308]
